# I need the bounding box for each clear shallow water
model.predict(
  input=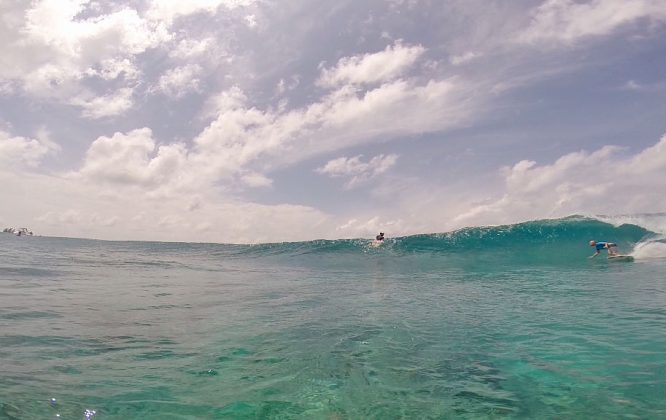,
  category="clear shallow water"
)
[2,217,666,419]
